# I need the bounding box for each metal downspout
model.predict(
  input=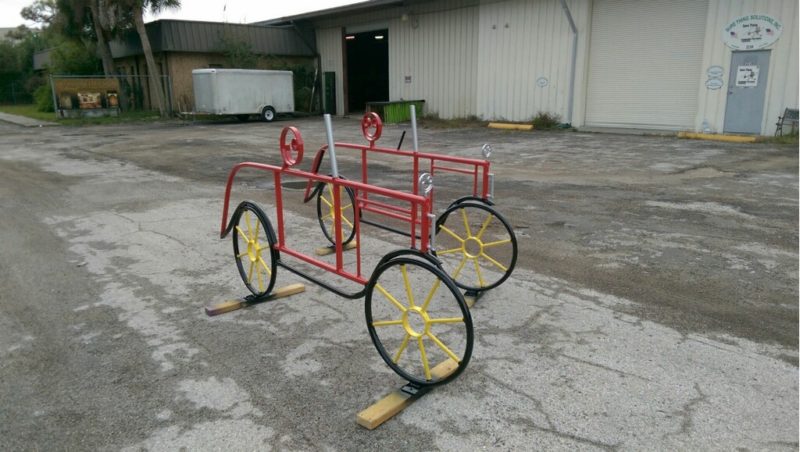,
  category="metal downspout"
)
[559,0,578,126]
